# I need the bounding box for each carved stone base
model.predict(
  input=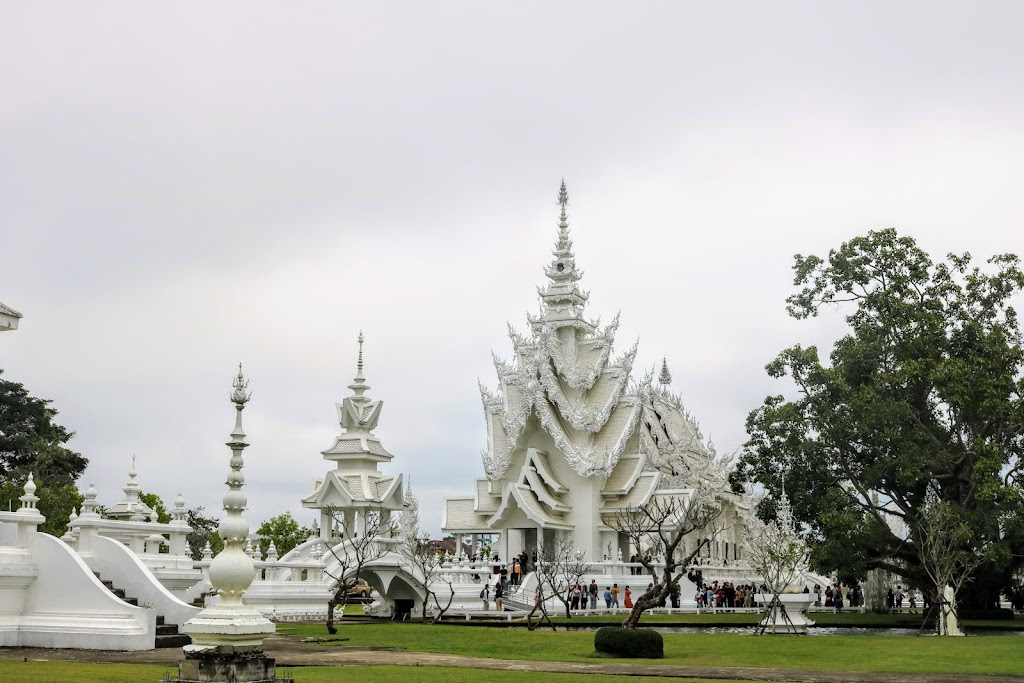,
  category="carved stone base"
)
[168,647,292,683]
